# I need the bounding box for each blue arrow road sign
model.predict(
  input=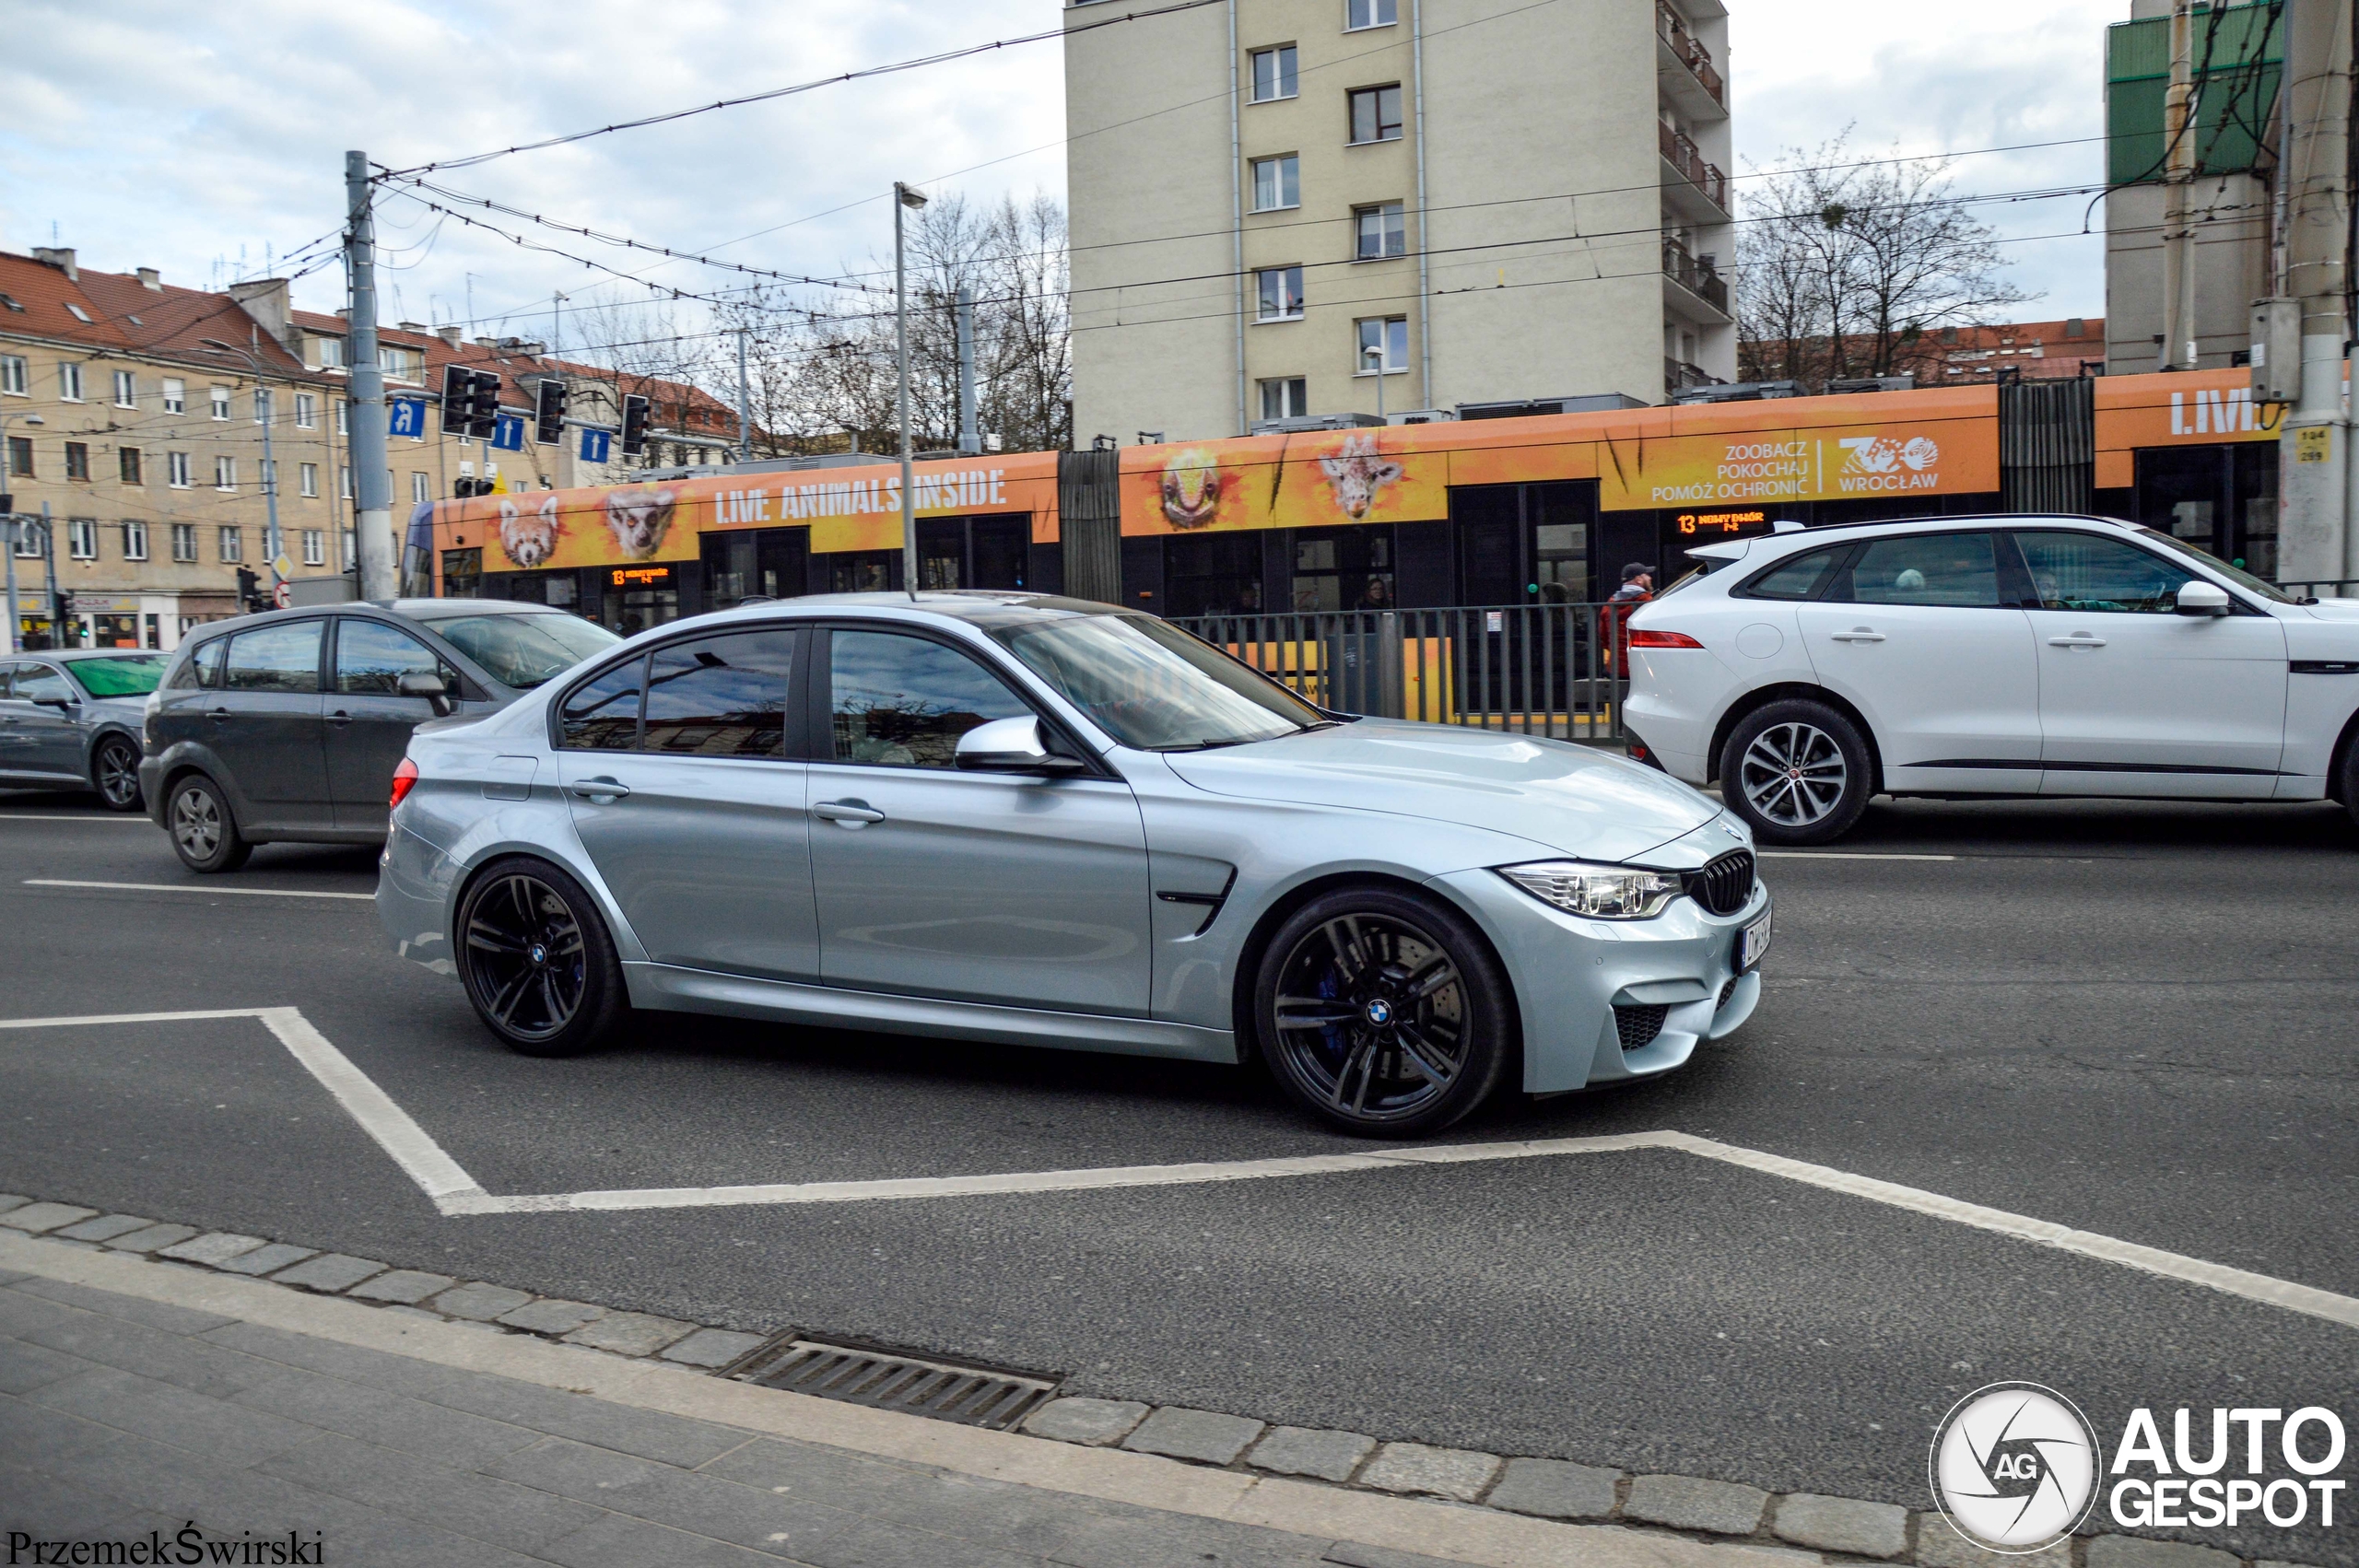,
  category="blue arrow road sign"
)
[579,427,612,464]
[387,396,428,439]
[492,413,526,451]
